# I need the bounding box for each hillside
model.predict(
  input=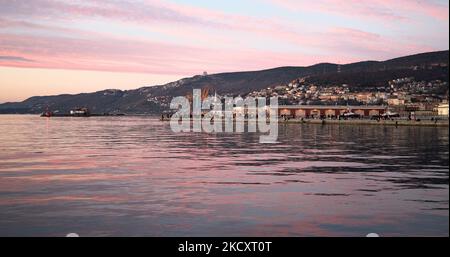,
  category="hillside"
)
[0,50,448,114]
